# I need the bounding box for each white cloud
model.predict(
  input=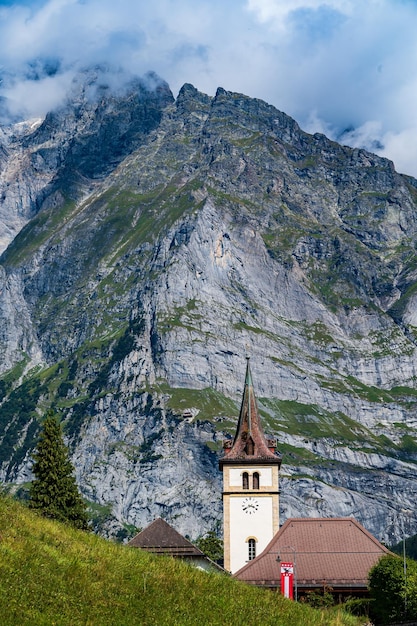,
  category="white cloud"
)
[246,0,354,27]
[380,127,417,177]
[3,70,75,117]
